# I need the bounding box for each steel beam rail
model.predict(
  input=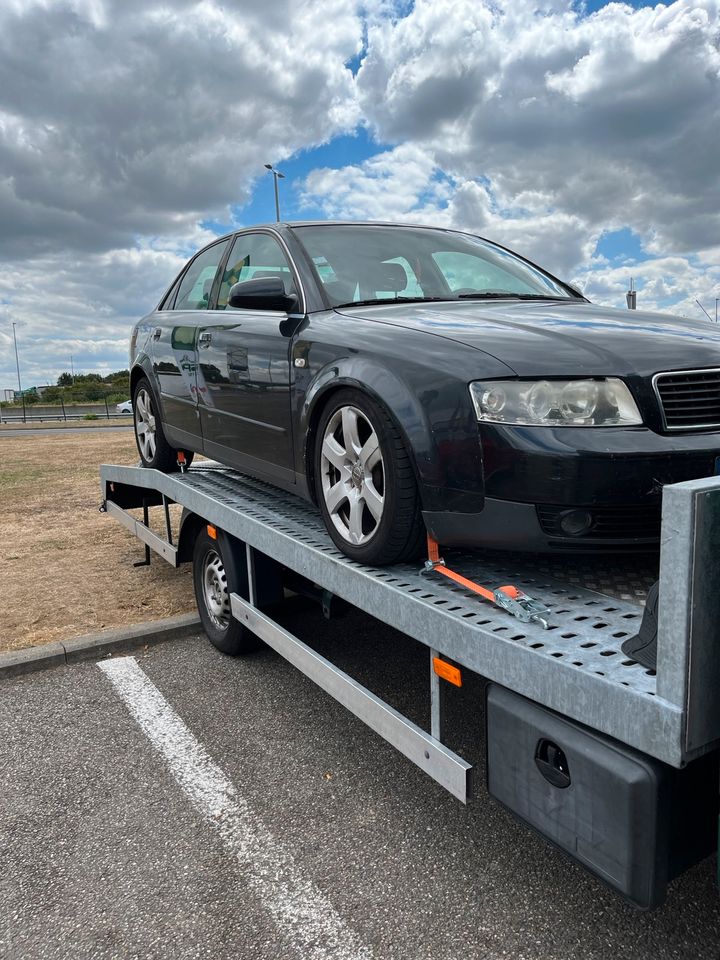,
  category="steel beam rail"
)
[105,499,178,566]
[230,593,472,802]
[100,462,718,768]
